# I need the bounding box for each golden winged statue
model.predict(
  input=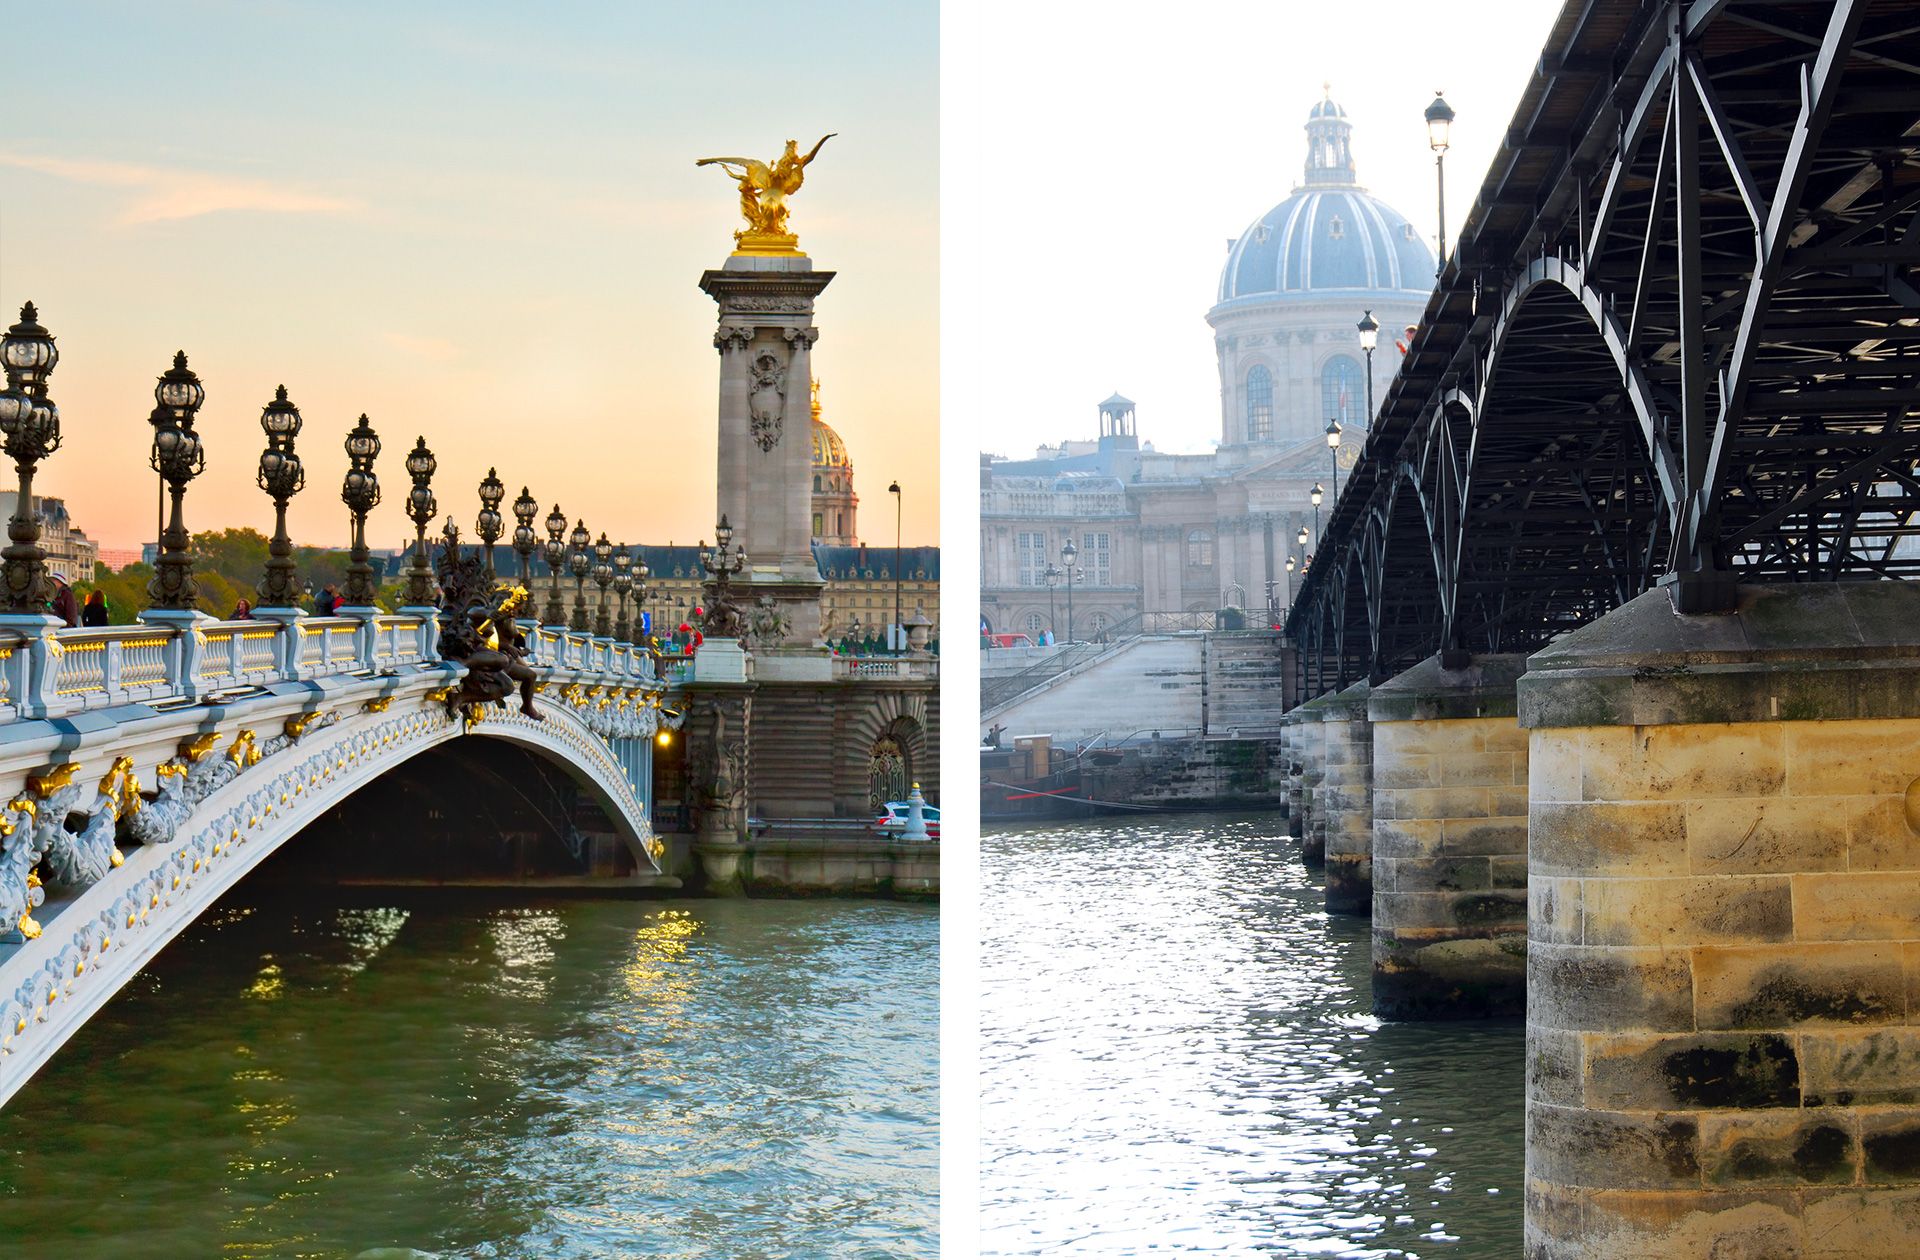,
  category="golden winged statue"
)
[696,134,836,255]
